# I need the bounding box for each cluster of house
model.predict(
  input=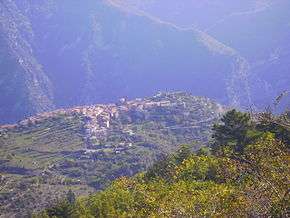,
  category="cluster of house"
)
[0,95,176,153]
[80,105,118,146]
[76,97,175,150]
